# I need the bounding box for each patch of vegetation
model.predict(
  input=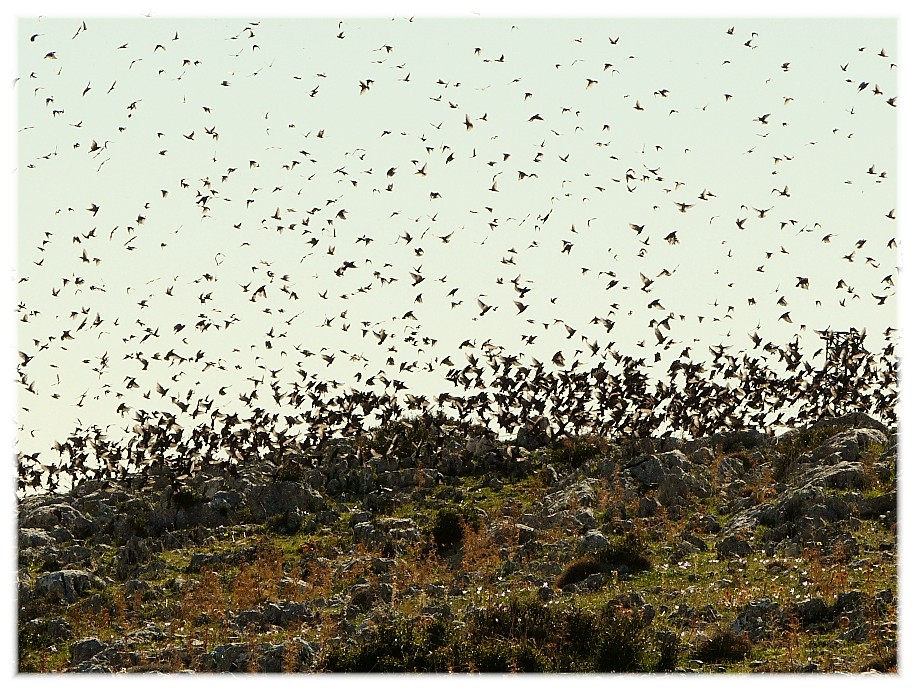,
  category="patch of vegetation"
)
[556,532,652,589]
[770,424,841,481]
[454,637,548,672]
[171,485,203,509]
[460,593,652,672]
[17,423,898,674]
[430,508,464,553]
[318,616,452,672]
[317,592,662,672]
[654,630,680,671]
[547,434,609,469]
[857,649,897,673]
[265,510,302,536]
[555,555,605,589]
[693,628,752,663]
